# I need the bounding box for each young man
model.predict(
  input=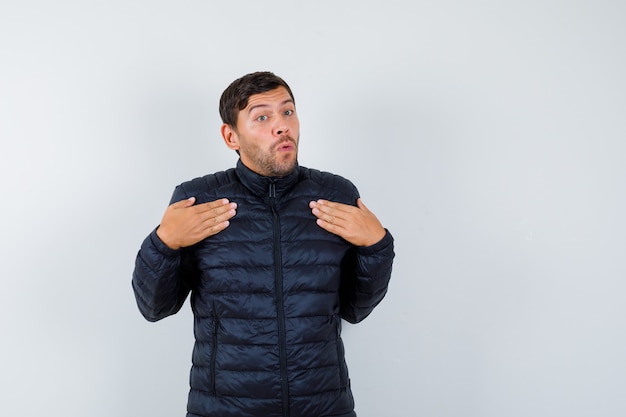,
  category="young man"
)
[132,71,395,417]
